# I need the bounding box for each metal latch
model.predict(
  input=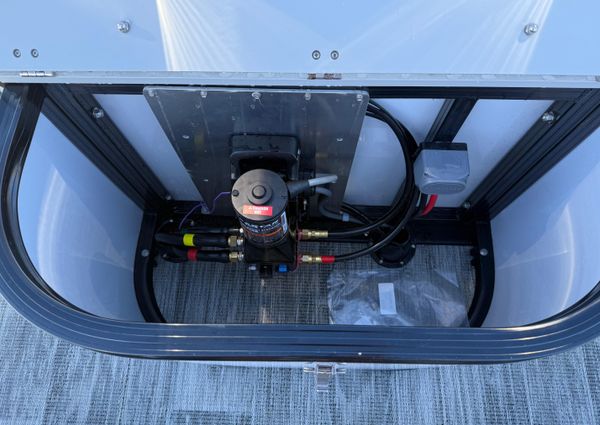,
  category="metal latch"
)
[303,362,346,392]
